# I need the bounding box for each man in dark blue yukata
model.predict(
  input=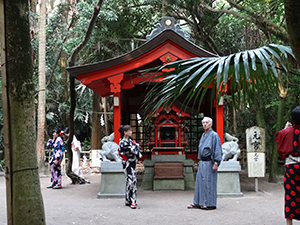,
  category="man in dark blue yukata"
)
[187,117,222,210]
